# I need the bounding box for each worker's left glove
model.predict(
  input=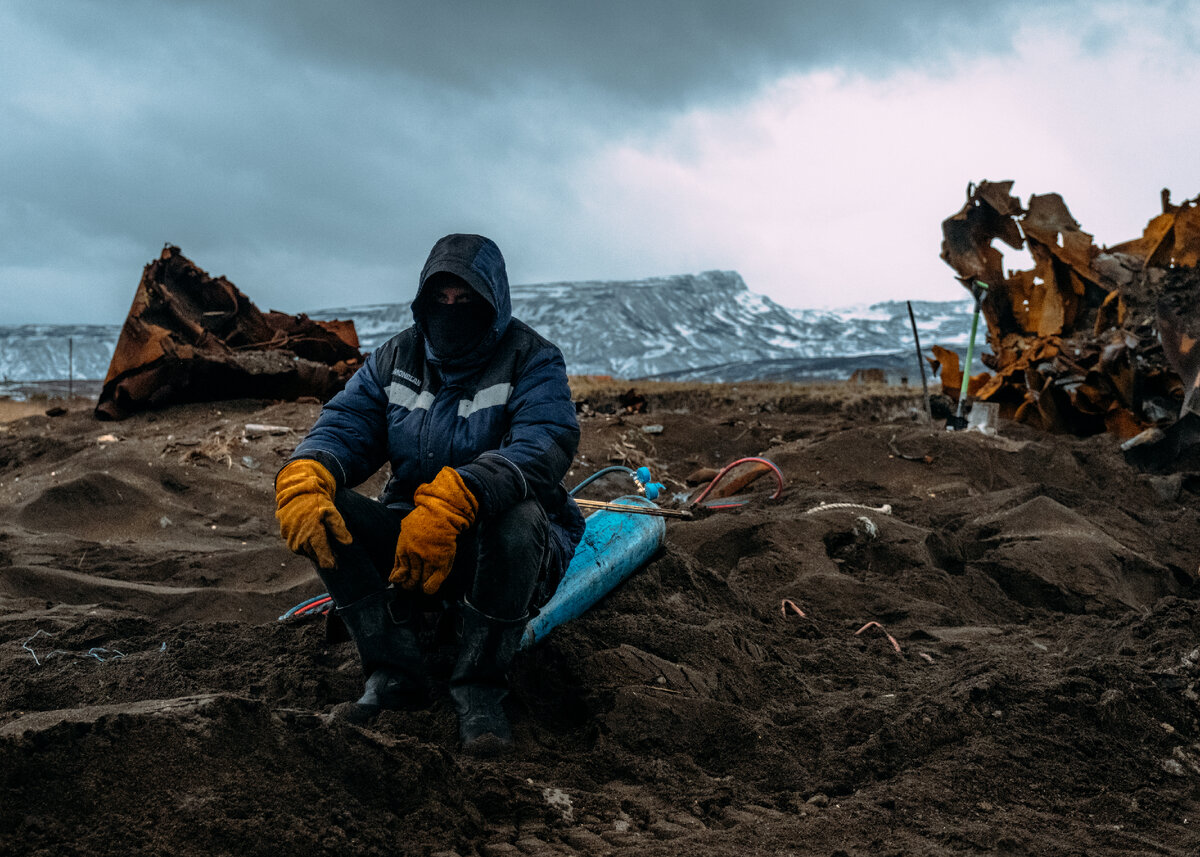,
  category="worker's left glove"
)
[391,467,479,596]
[275,459,353,569]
